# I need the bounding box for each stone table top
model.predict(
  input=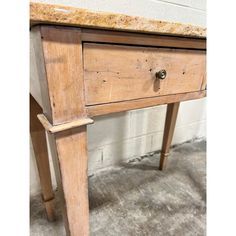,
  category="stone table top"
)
[30,2,206,38]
